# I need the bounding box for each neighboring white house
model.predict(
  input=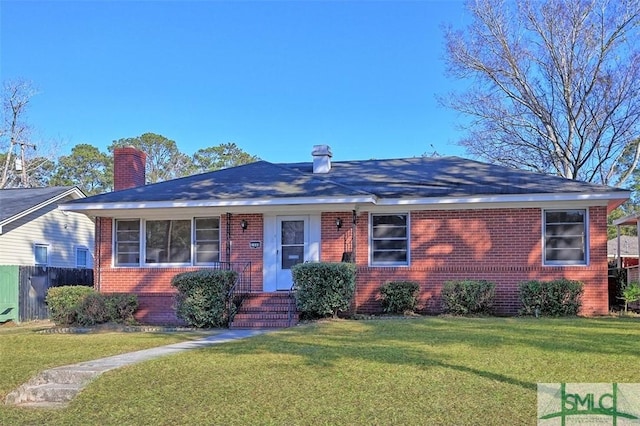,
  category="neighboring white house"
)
[0,187,94,268]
